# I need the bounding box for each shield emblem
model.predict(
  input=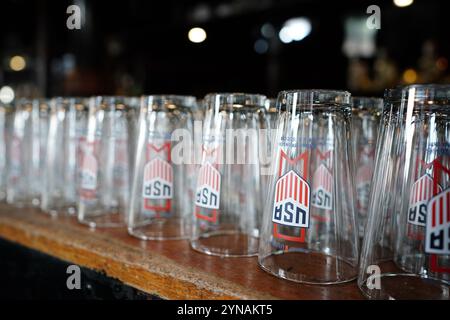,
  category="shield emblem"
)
[273,149,310,243]
[143,158,173,200]
[142,142,172,212]
[425,189,450,255]
[80,152,97,199]
[272,170,310,228]
[195,162,221,214]
[408,174,441,226]
[311,164,333,210]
